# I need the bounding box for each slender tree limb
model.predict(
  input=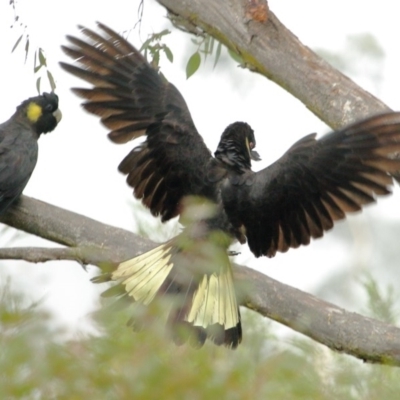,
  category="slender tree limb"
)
[0,196,153,264]
[0,247,100,266]
[156,0,391,129]
[1,195,400,366]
